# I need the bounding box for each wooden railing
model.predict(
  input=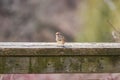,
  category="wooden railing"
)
[0,42,120,73]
